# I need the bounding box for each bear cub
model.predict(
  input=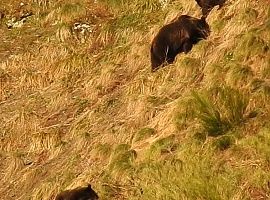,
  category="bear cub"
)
[150,15,210,71]
[55,184,99,200]
[195,0,226,17]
